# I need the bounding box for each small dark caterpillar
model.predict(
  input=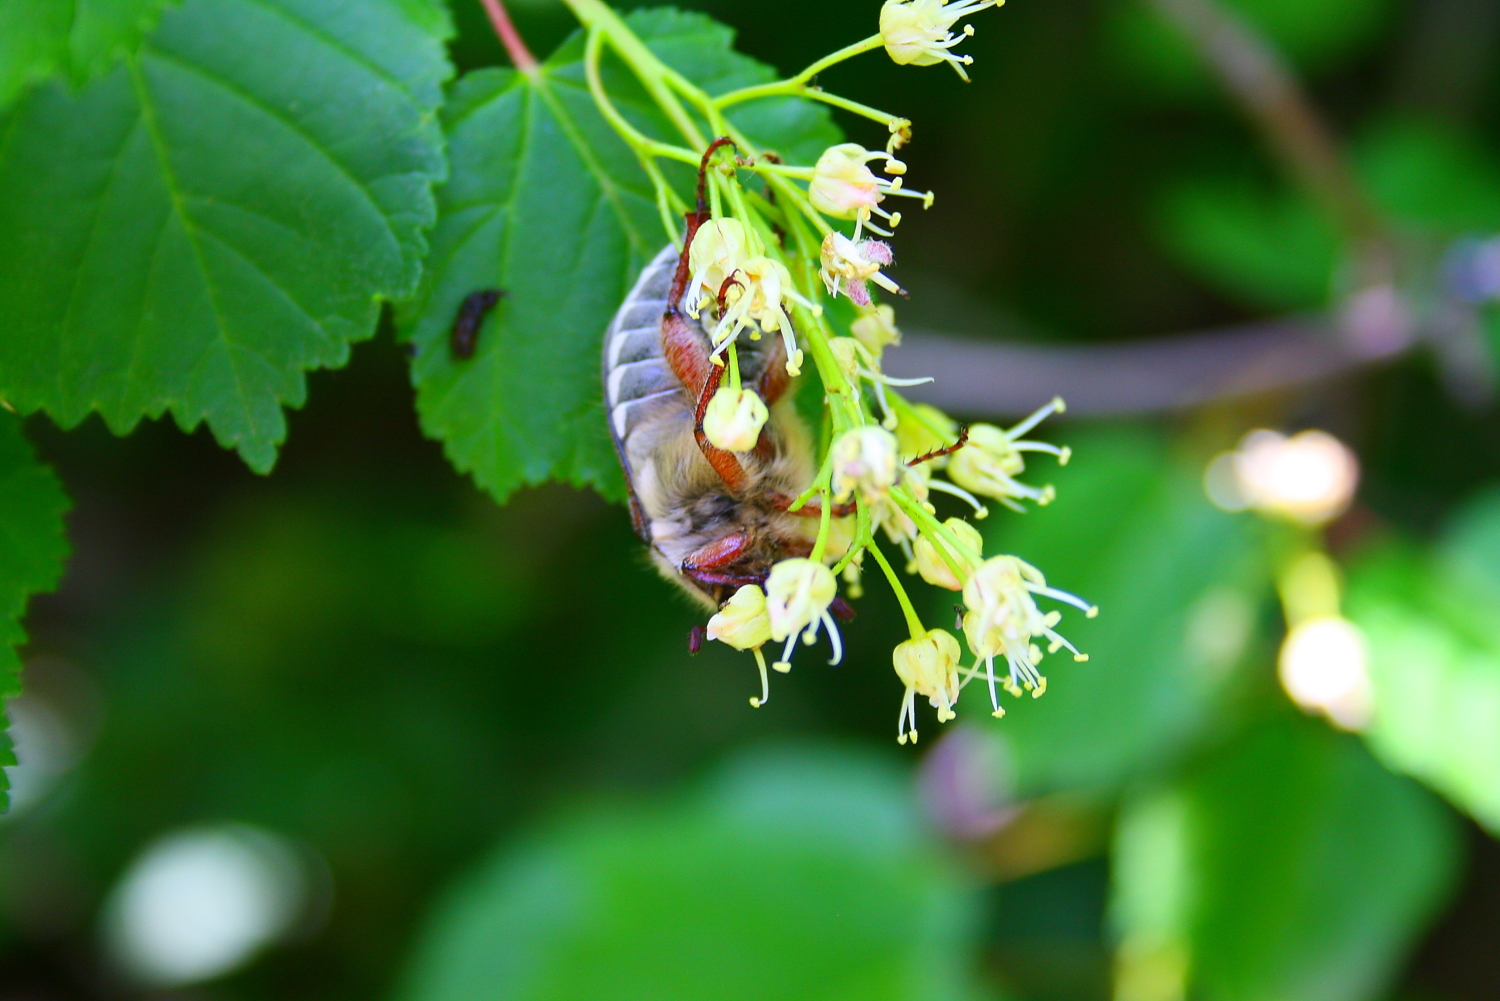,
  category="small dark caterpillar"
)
[451,289,503,359]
